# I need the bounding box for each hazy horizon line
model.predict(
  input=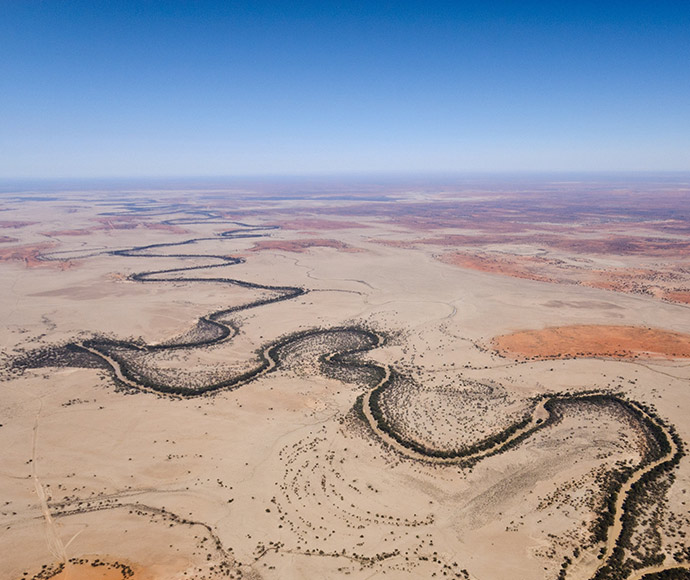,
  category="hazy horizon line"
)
[2,169,690,185]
